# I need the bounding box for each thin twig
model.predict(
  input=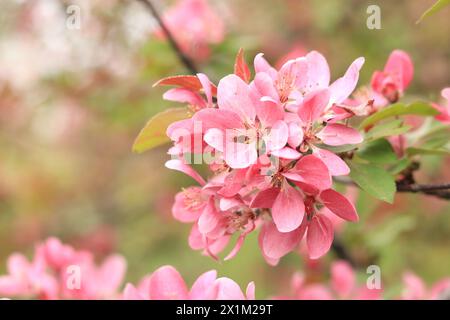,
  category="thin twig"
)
[396,183,450,192]
[334,177,450,201]
[396,187,450,200]
[137,0,199,74]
